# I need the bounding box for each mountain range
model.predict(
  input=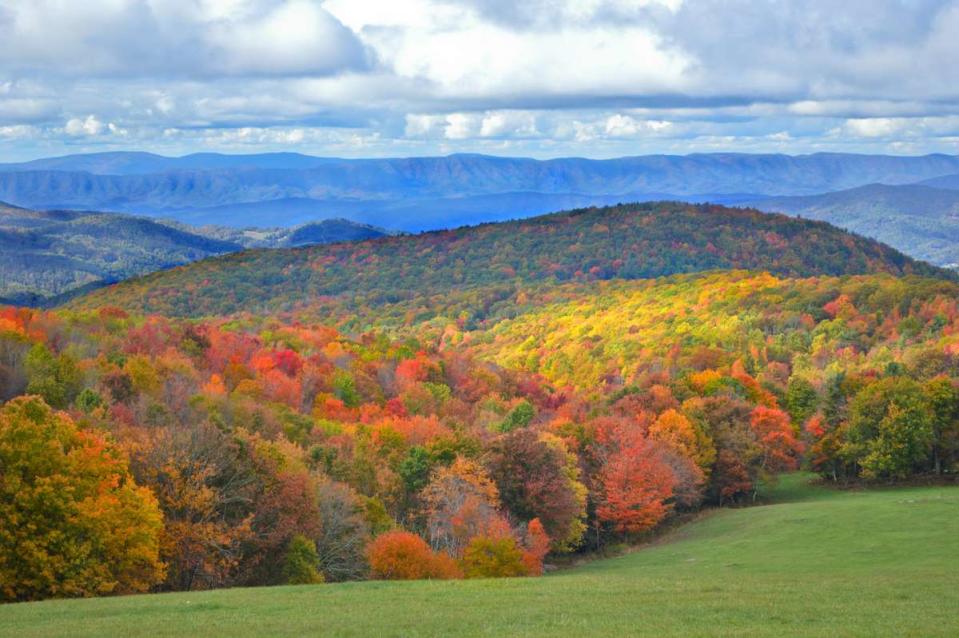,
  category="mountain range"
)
[2,152,959,233]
